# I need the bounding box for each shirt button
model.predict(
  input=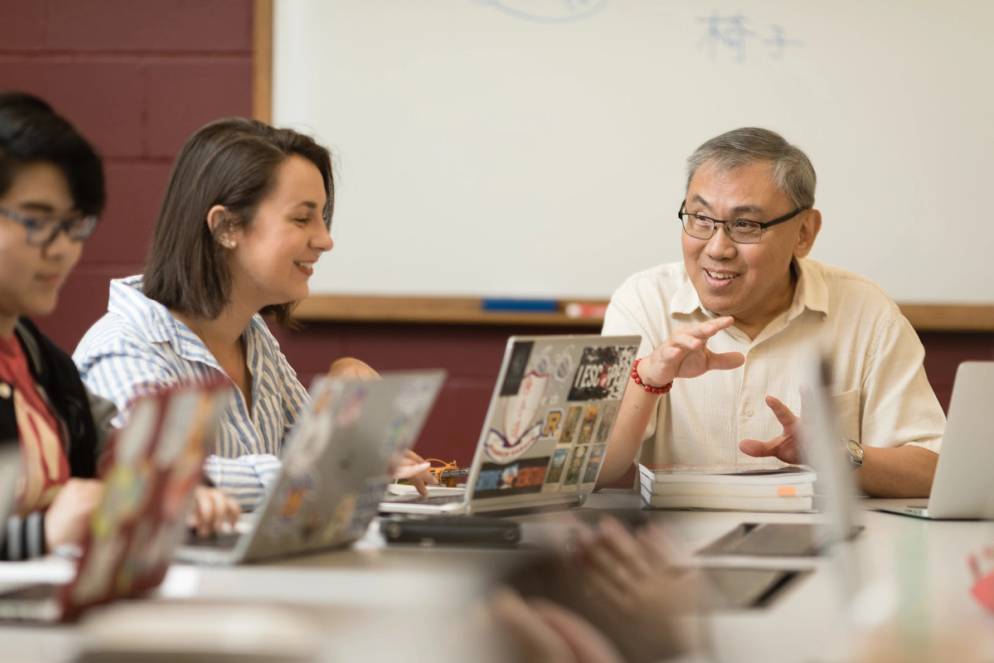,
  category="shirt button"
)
[743,407,754,417]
